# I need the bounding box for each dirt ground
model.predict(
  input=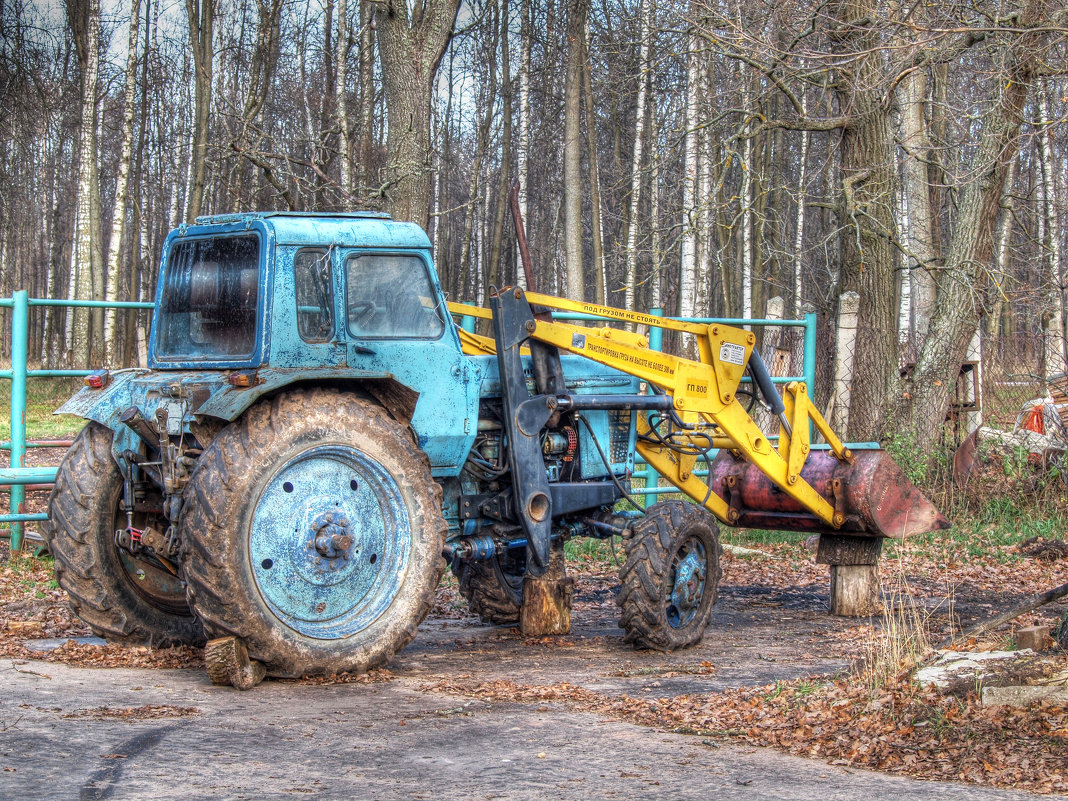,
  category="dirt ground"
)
[1,529,1066,798]
[2,440,1067,795]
